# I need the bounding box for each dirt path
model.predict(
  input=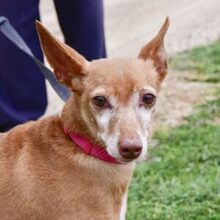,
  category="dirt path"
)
[40,0,220,122]
[154,71,216,129]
